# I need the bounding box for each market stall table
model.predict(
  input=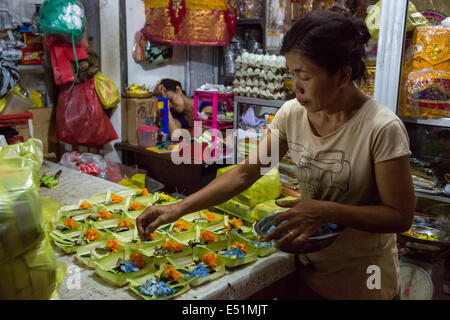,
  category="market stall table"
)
[40,160,297,300]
